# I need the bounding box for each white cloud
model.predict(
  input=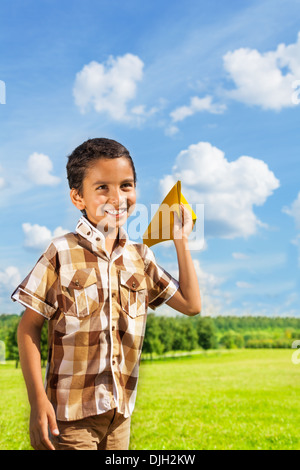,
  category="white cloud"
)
[236,281,254,289]
[73,53,144,122]
[27,152,61,186]
[160,141,280,239]
[193,259,234,316]
[194,259,224,291]
[164,125,179,137]
[223,32,300,110]
[170,95,226,123]
[22,223,69,251]
[165,258,227,316]
[131,104,159,118]
[232,252,249,260]
[210,252,286,278]
[283,192,300,230]
[0,266,21,290]
[283,192,300,266]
